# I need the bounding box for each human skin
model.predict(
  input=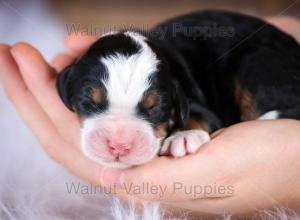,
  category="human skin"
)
[0,17,300,215]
